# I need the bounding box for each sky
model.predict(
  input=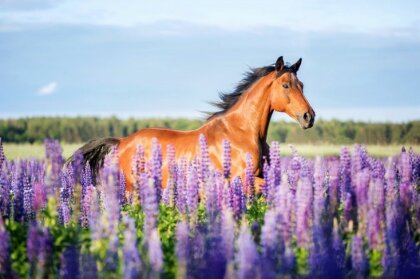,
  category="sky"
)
[0,0,419,122]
